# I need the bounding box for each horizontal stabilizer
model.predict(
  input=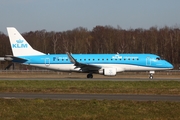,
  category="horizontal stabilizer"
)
[0,55,27,62]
